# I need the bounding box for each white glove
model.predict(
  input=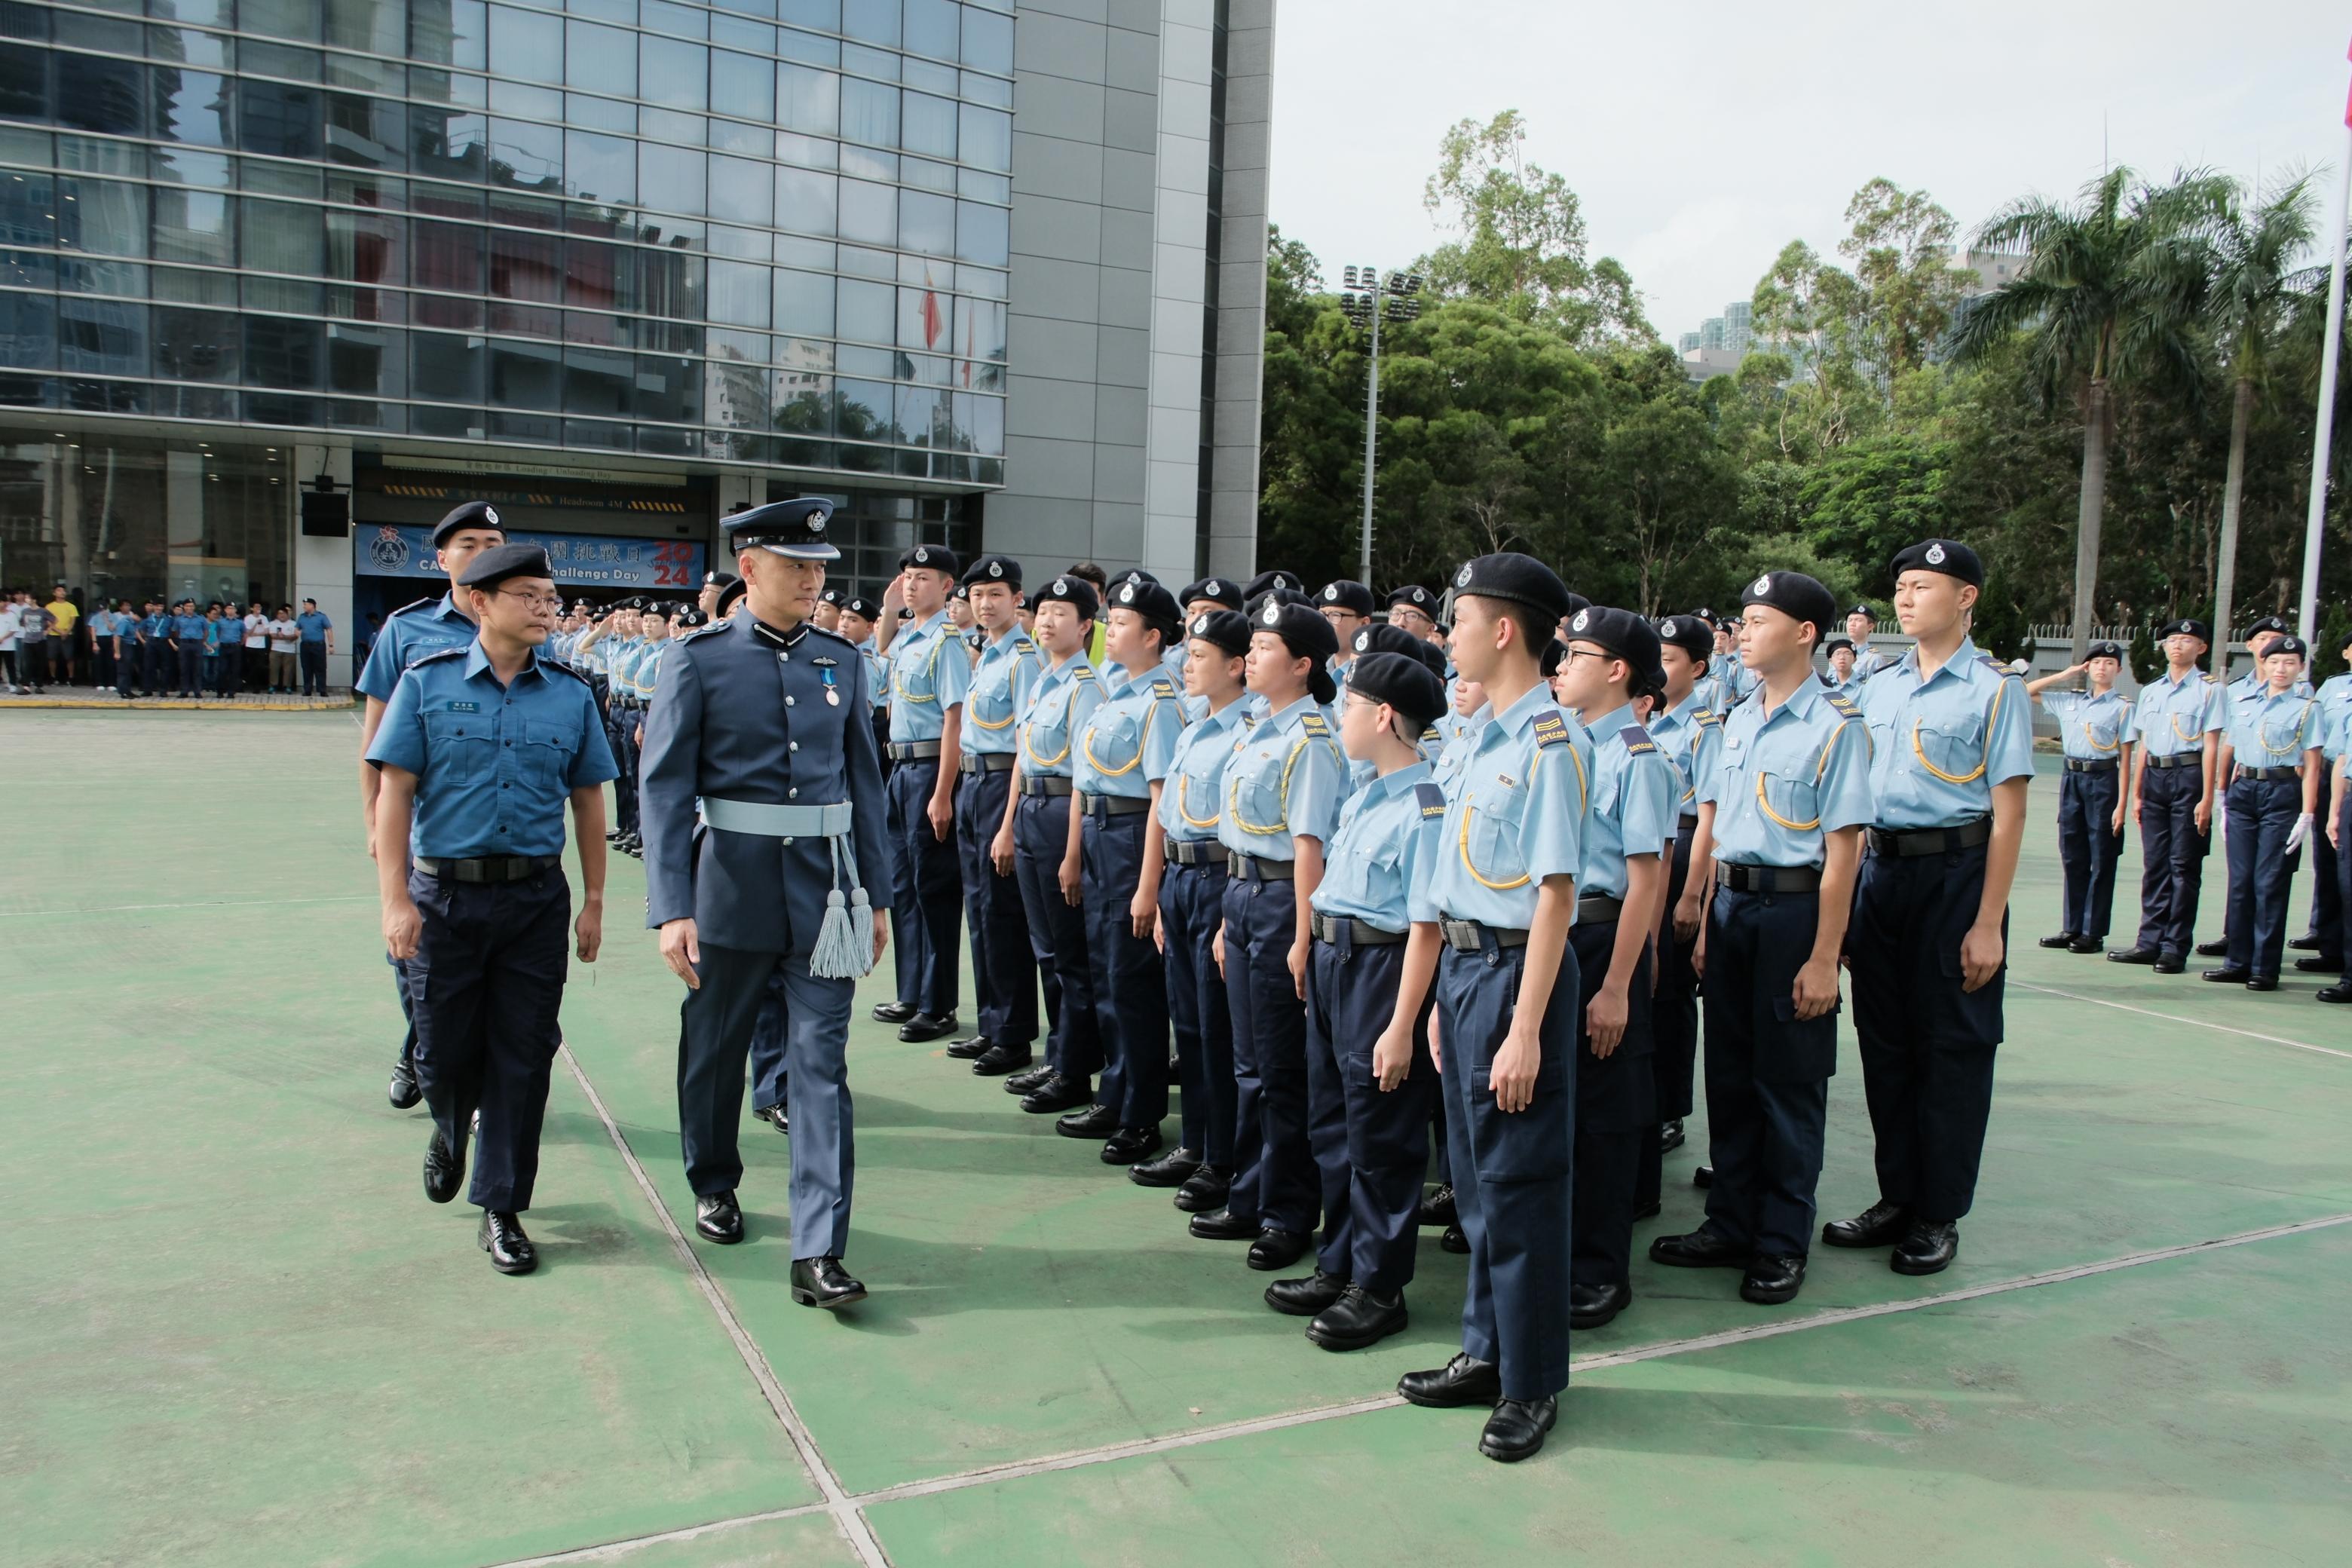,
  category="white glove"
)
[2212,798,2226,837]
[2287,813,2314,853]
